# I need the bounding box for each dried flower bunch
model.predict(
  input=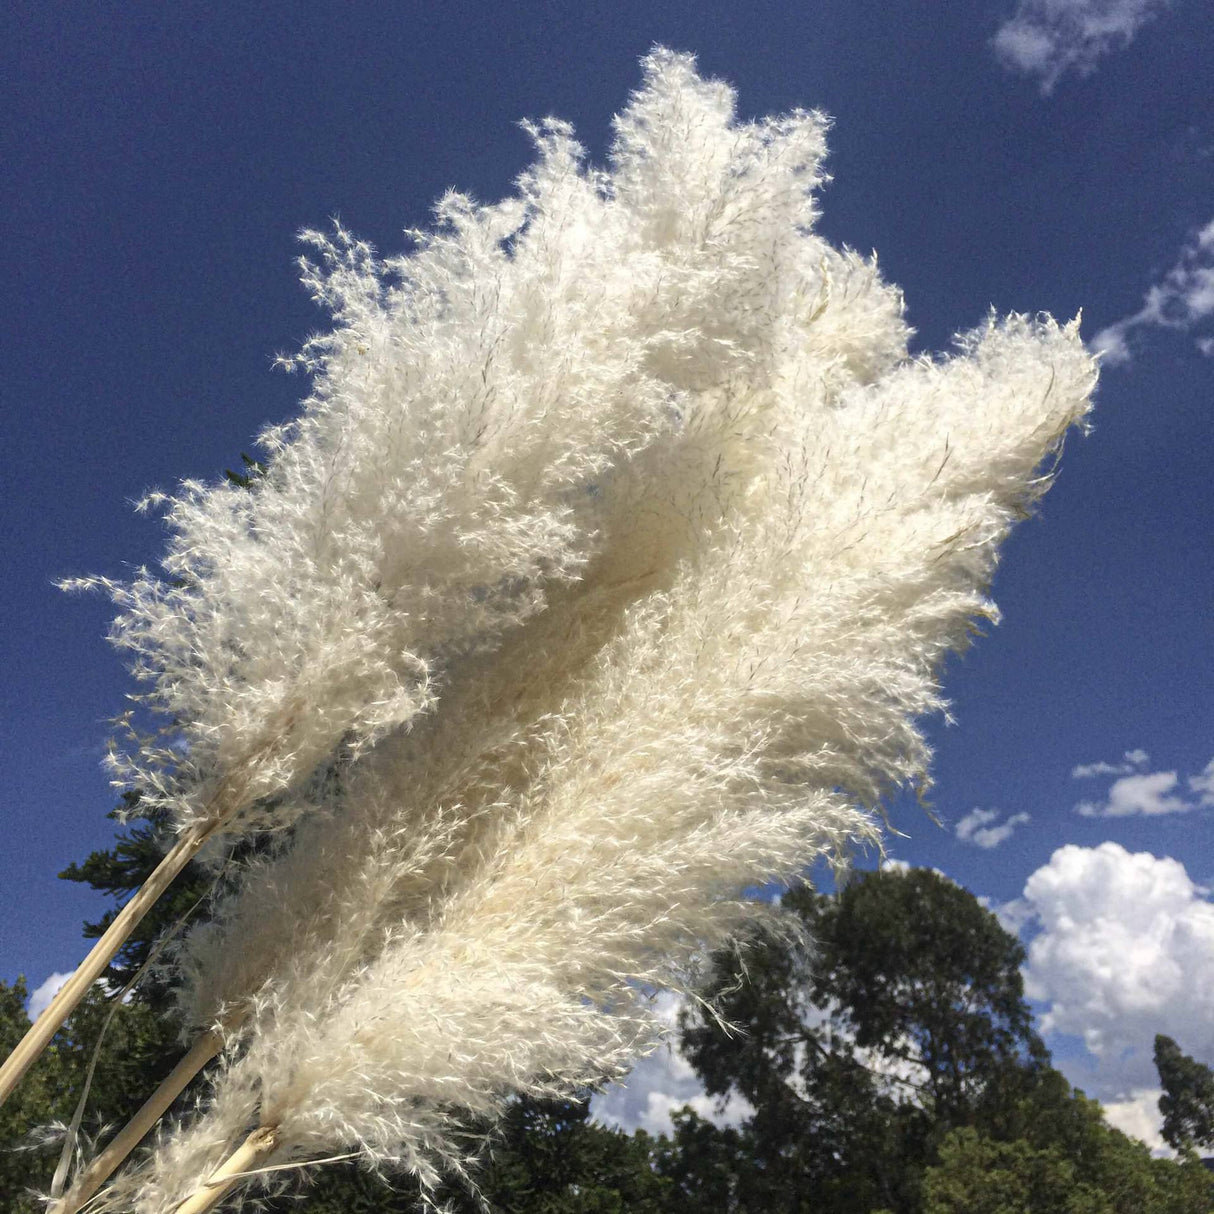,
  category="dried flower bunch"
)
[20,49,1095,1213]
